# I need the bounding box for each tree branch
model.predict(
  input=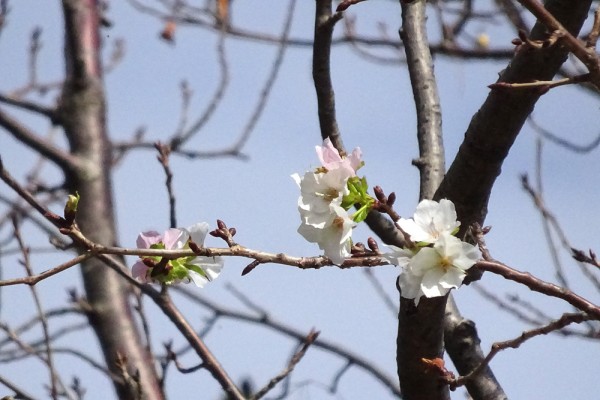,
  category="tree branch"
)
[434,0,593,236]
[396,1,454,399]
[57,1,164,398]
[0,108,78,173]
